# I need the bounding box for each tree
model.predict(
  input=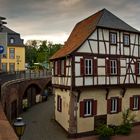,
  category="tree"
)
[25,45,37,66]
[25,40,63,67]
